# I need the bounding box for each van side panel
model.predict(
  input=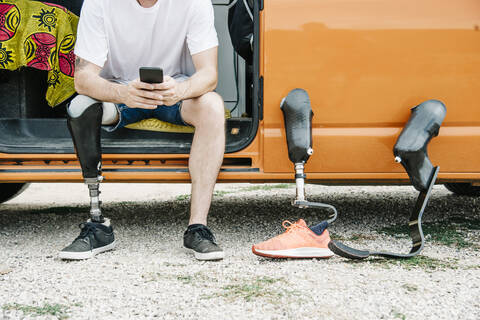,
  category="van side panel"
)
[262,0,480,176]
